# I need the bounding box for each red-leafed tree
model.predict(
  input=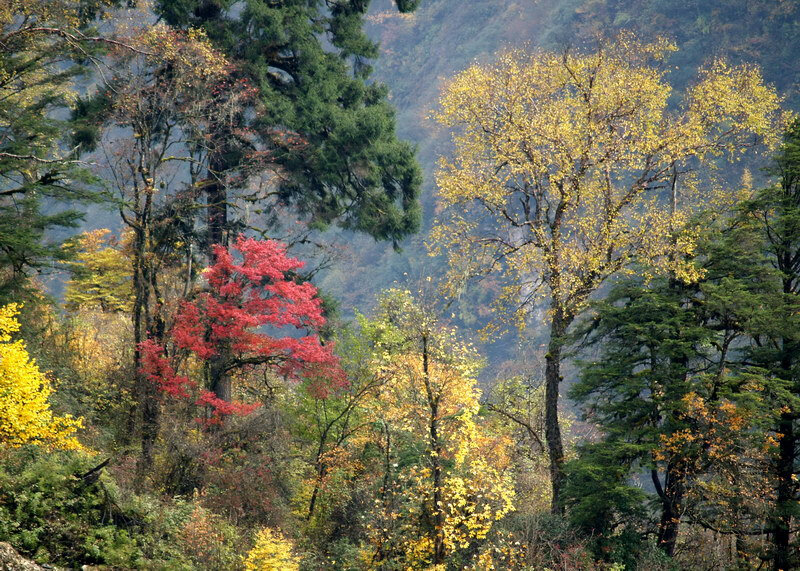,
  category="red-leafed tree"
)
[141,236,344,424]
